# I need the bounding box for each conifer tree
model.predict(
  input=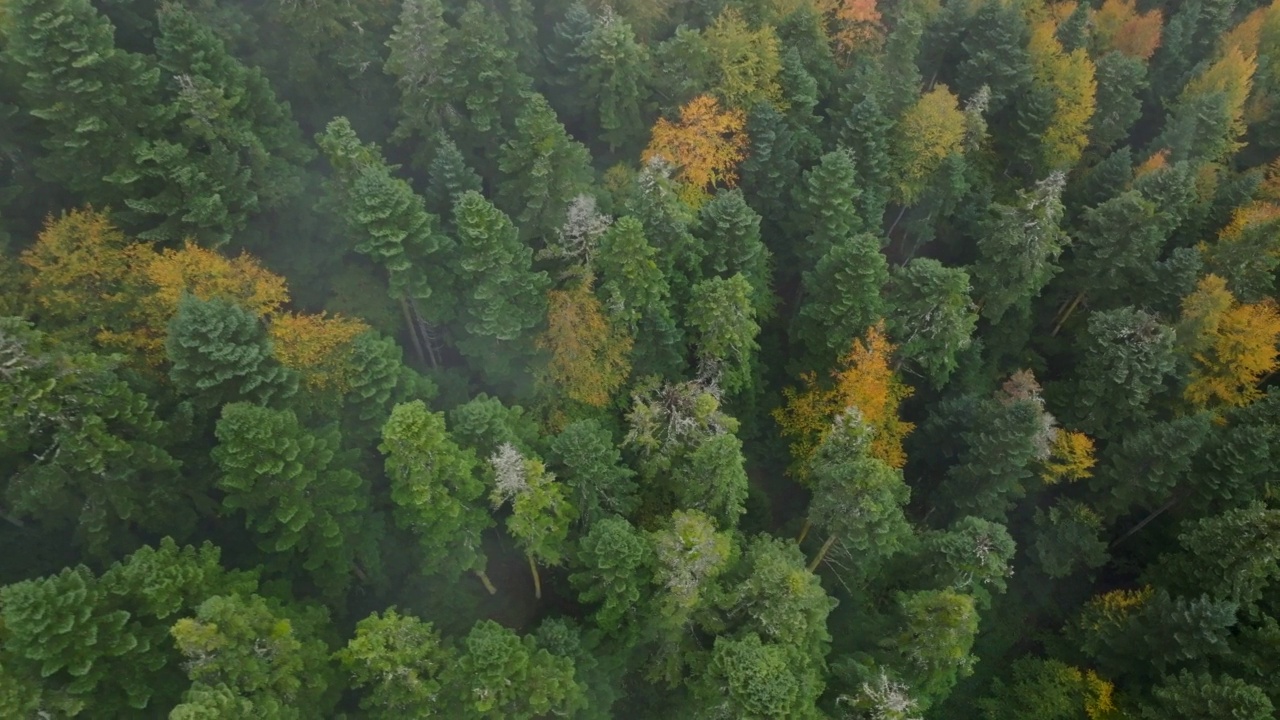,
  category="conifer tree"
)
[885,258,977,388]
[440,620,585,719]
[497,93,593,241]
[570,516,653,637]
[335,609,452,718]
[379,401,494,590]
[548,420,639,527]
[687,273,760,394]
[696,189,773,318]
[794,233,887,370]
[971,172,1068,323]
